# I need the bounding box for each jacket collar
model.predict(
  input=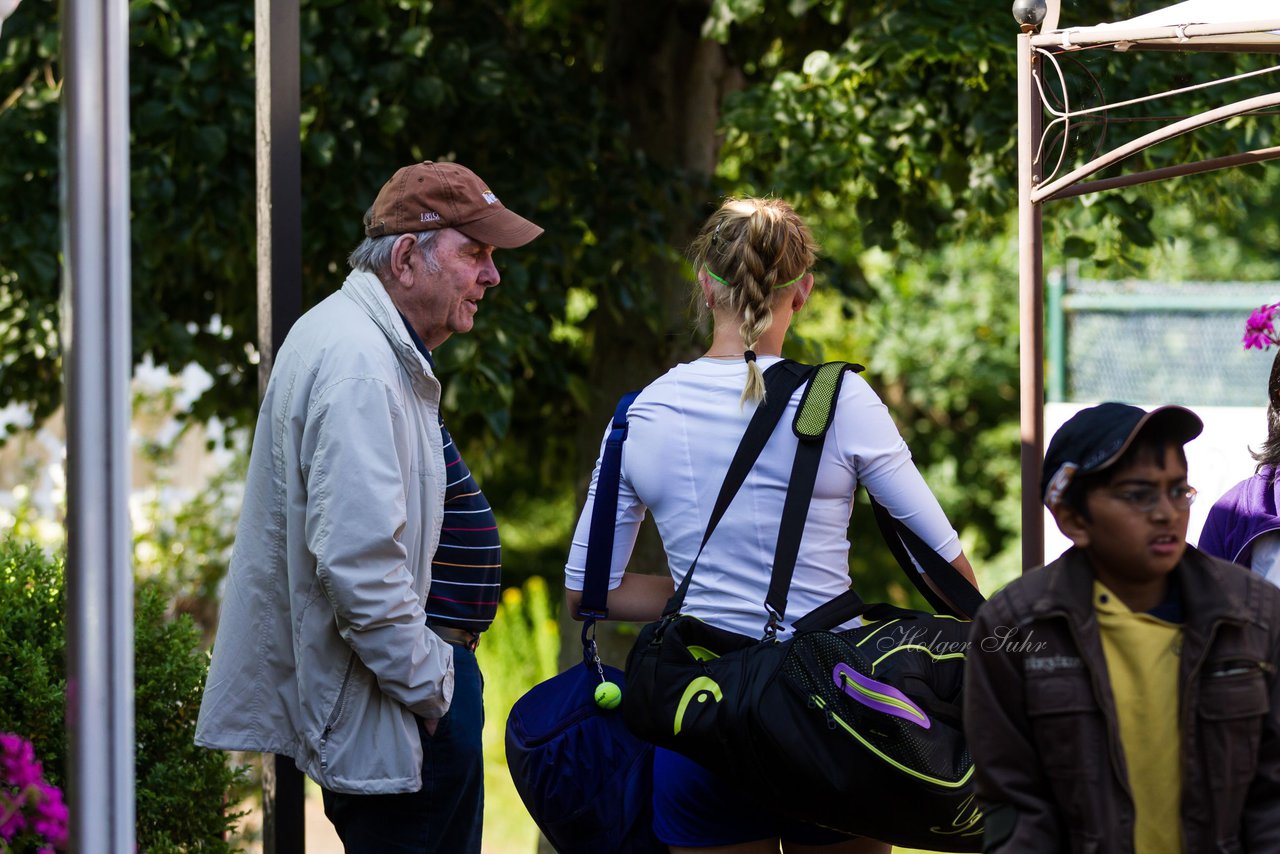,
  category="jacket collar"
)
[1230,466,1280,564]
[1026,546,1251,634]
[340,269,437,386]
